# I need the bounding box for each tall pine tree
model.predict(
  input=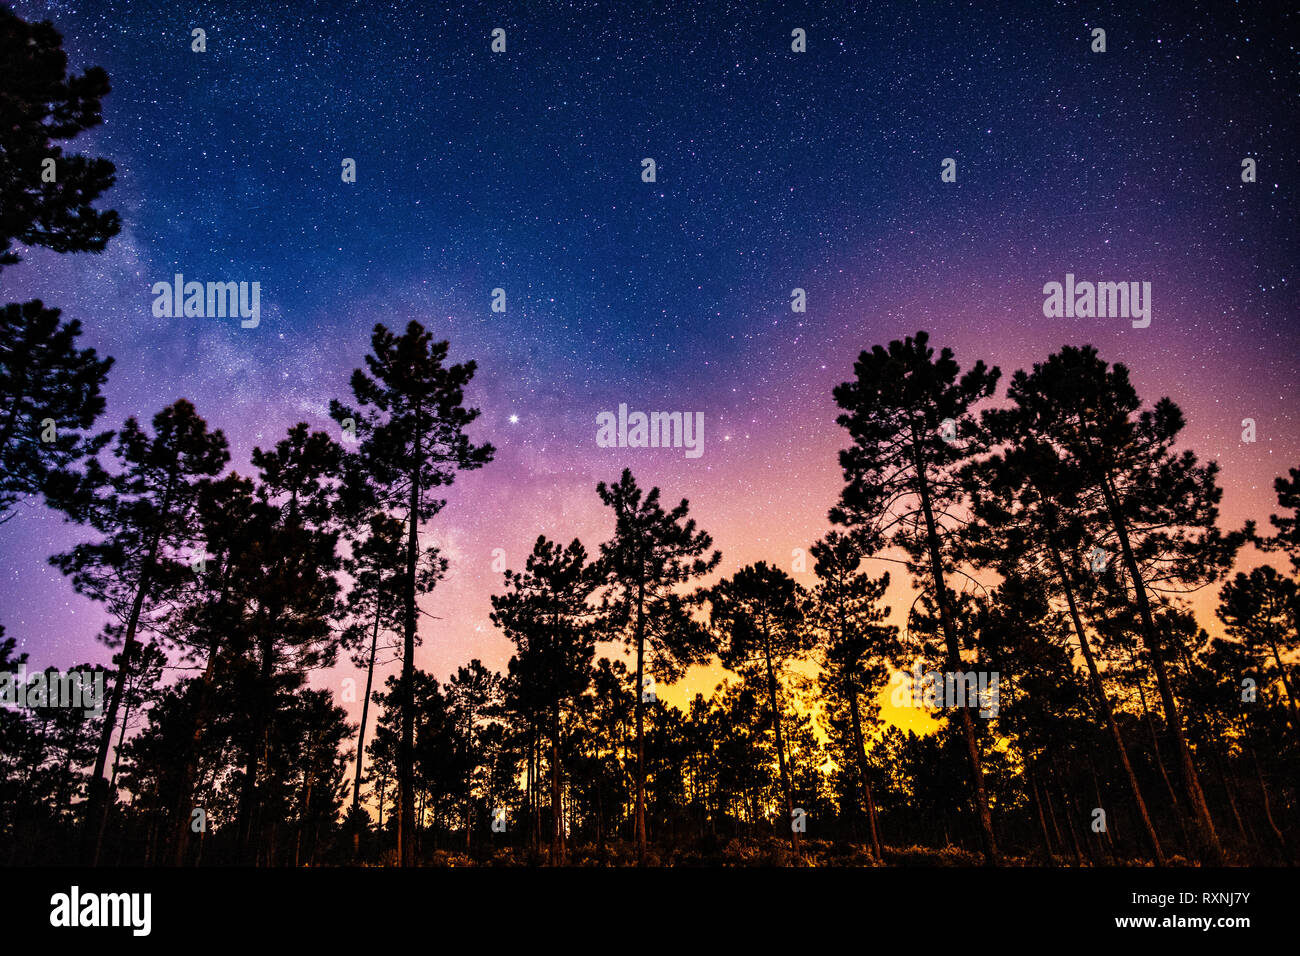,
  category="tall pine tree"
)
[50,399,229,862]
[594,468,719,863]
[831,331,1002,864]
[331,321,494,866]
